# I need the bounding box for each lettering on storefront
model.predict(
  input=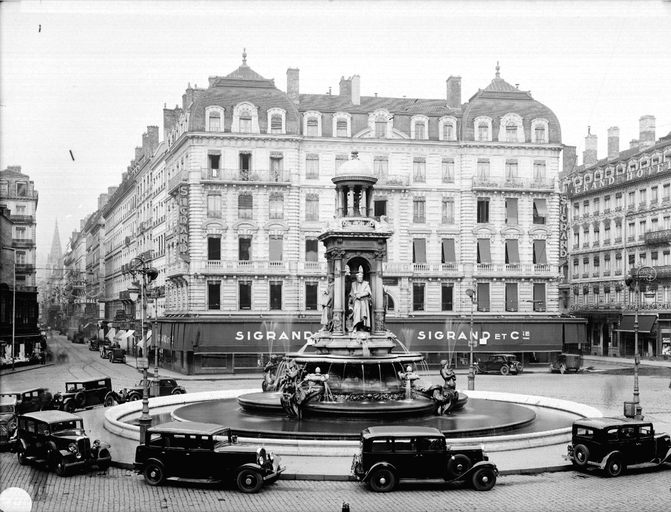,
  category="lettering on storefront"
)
[566,160,671,195]
[177,184,189,260]
[417,330,531,344]
[558,194,569,259]
[235,331,314,342]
